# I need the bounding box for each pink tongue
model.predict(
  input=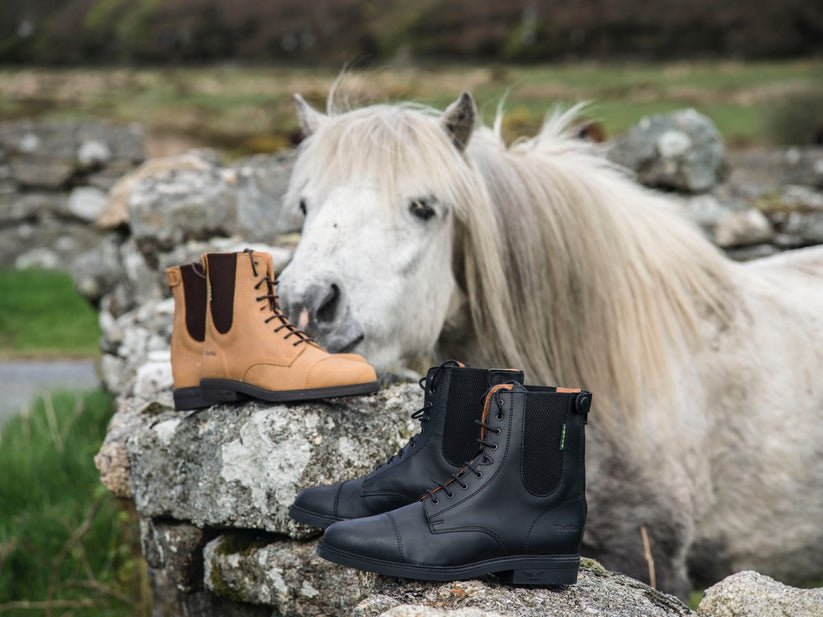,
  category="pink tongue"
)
[298,308,310,330]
